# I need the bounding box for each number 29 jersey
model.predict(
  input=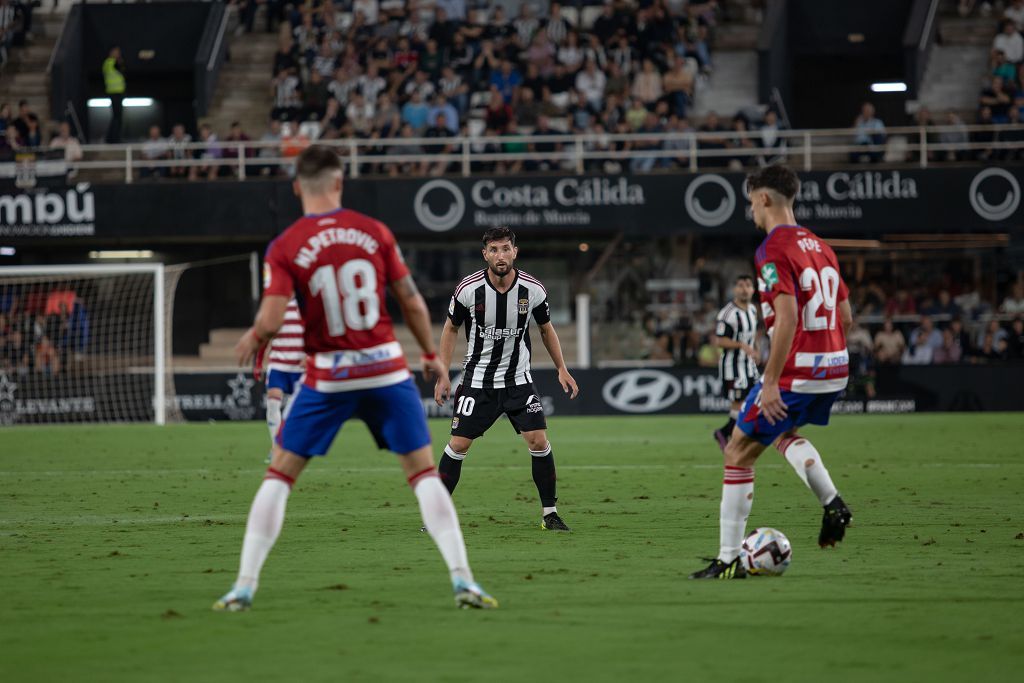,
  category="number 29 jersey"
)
[755,225,849,394]
[263,207,411,393]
